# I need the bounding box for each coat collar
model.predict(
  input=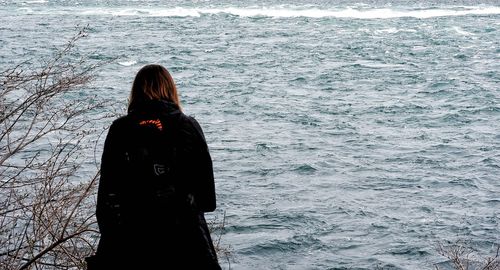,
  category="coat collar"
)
[128,99,180,117]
